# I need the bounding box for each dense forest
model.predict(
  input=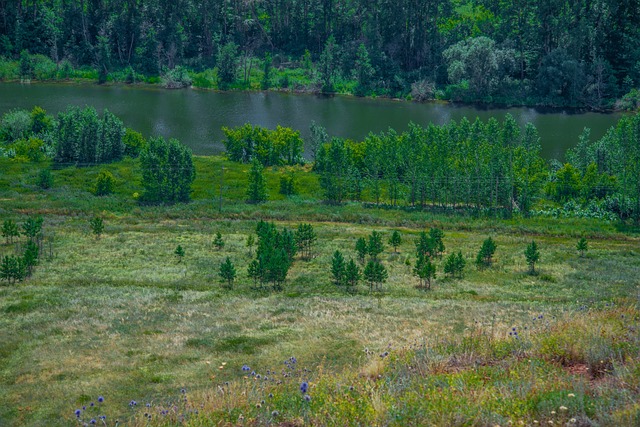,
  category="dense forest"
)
[2,0,640,108]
